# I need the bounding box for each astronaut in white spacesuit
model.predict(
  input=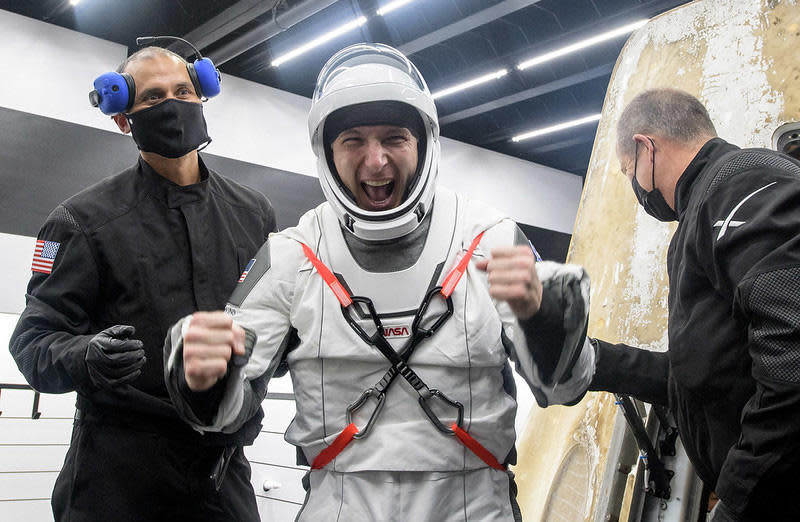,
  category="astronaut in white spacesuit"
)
[164,43,594,521]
